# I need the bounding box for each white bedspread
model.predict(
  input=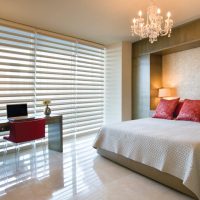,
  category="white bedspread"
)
[93,118,200,199]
